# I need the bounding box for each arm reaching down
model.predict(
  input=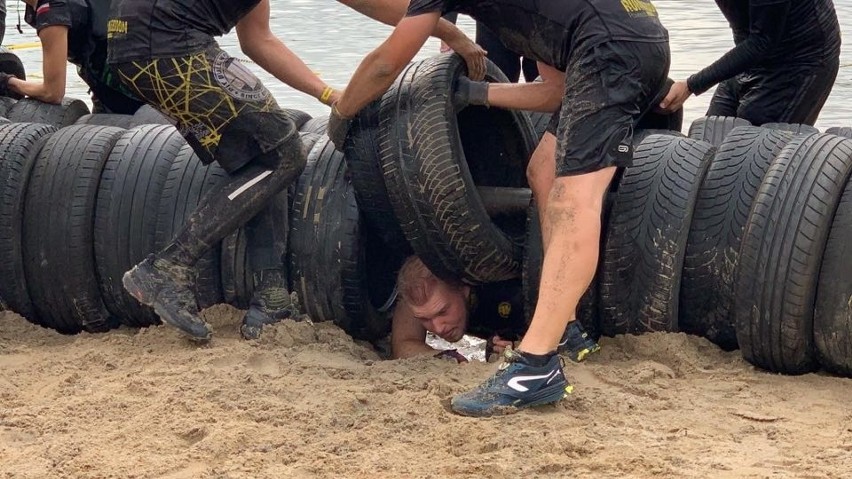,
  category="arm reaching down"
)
[8,25,68,103]
[236,0,339,105]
